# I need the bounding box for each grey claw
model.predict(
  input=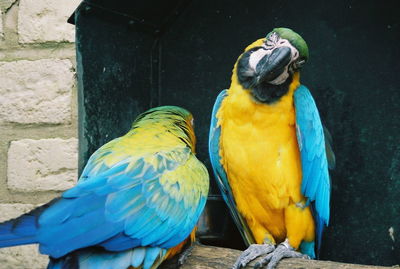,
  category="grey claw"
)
[232,244,275,269]
[254,241,310,269]
[254,252,273,269]
[253,260,265,269]
[177,243,197,266]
